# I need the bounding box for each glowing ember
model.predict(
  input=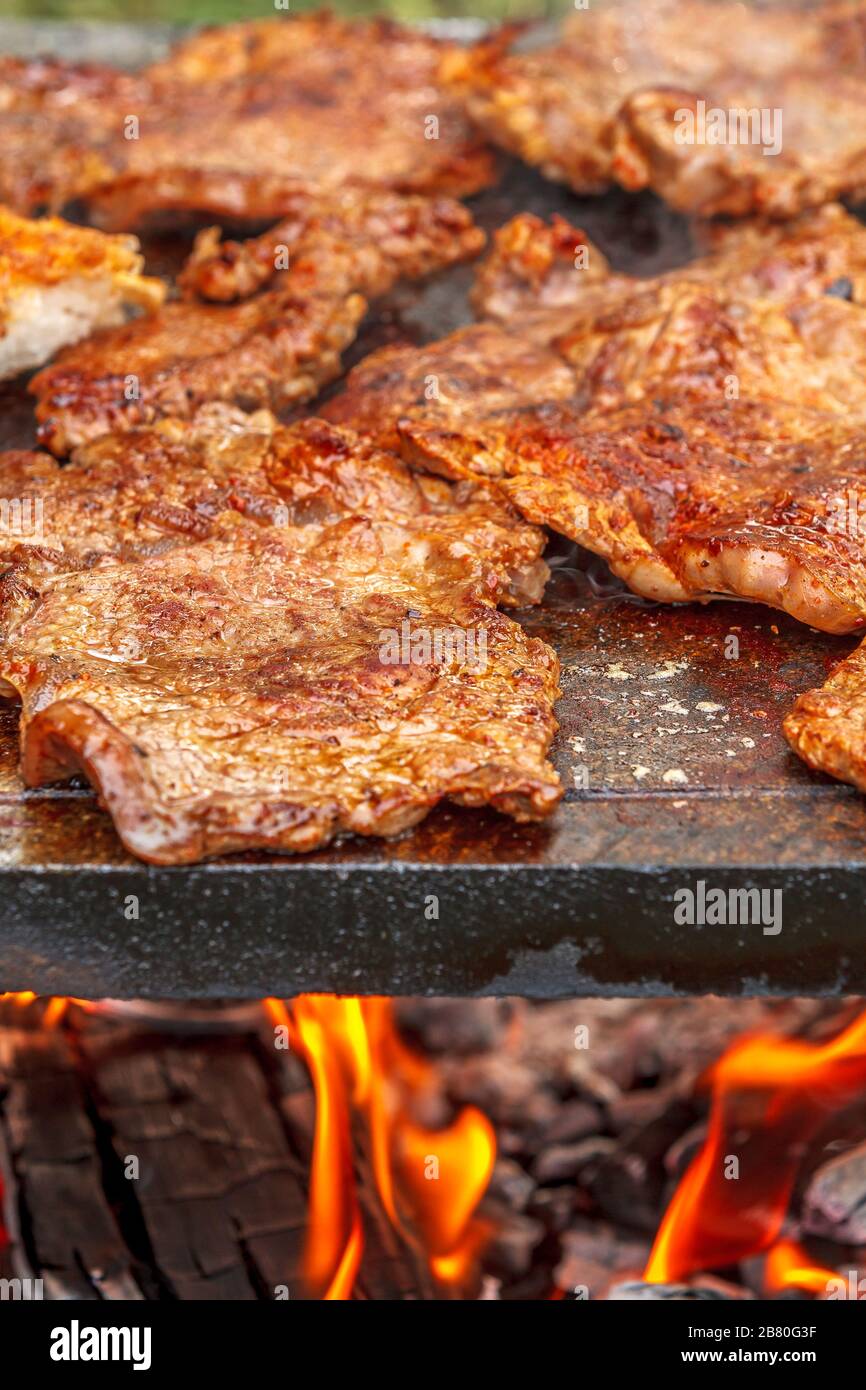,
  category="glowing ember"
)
[646,1009,866,1288]
[0,992,93,1024]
